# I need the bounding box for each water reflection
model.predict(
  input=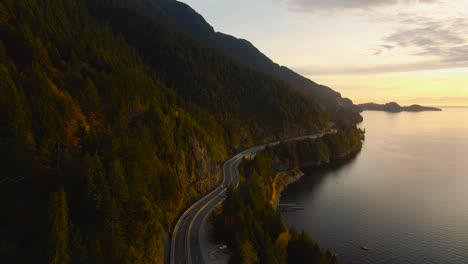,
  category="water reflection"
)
[281,154,361,208]
[280,108,468,264]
